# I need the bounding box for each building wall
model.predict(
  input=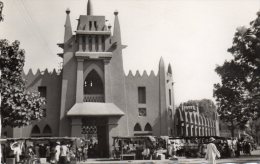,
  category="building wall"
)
[125,70,160,136]
[9,69,62,138]
[174,106,219,137]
